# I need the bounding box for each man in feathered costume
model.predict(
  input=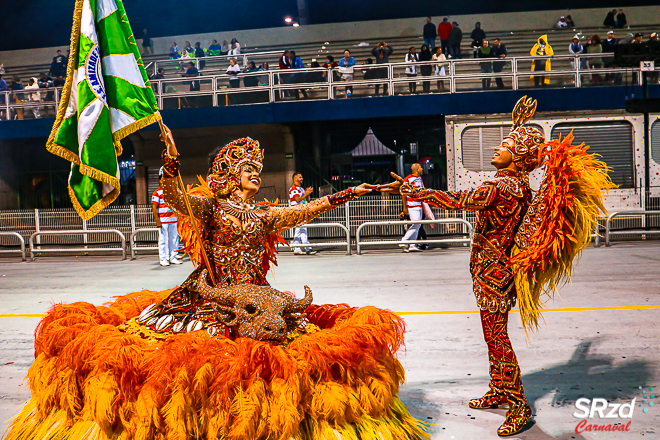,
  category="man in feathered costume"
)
[5,129,430,440]
[378,96,614,436]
